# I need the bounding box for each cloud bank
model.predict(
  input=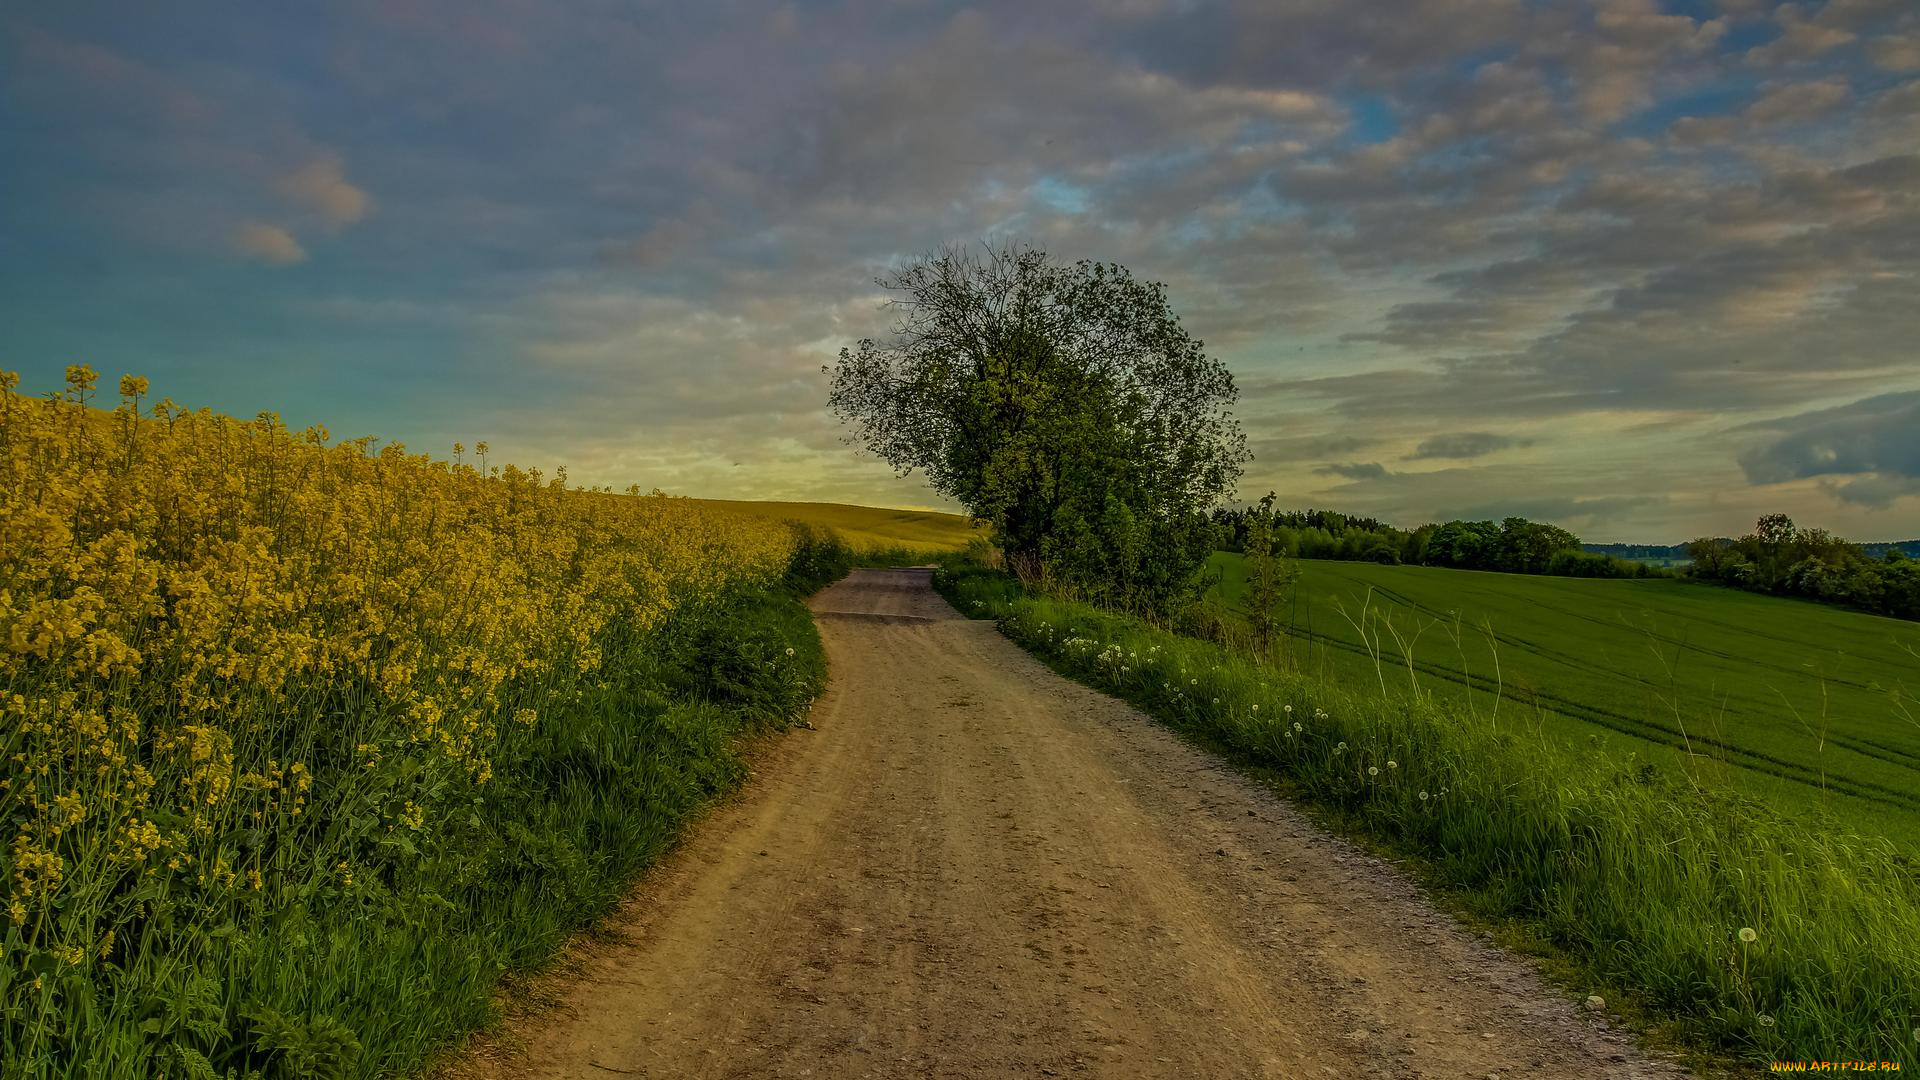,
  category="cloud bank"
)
[2,0,1917,540]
